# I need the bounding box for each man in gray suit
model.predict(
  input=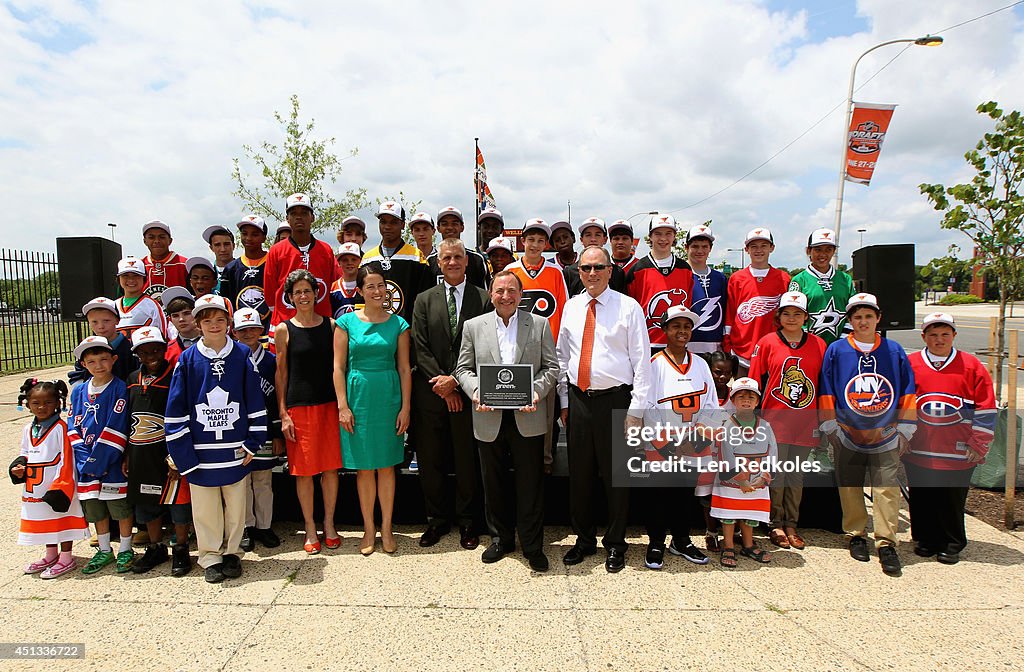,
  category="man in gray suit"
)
[456,270,559,572]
